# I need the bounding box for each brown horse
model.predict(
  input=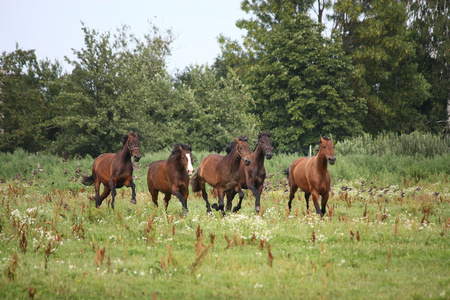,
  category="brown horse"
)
[147,143,194,214]
[192,136,251,215]
[82,132,141,209]
[285,136,335,216]
[225,131,273,213]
